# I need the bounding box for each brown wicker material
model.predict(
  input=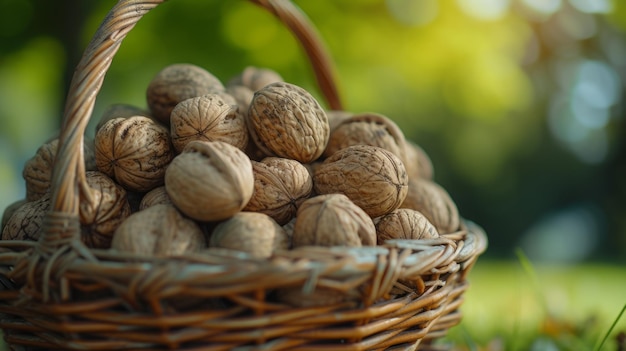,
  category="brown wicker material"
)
[0,0,487,350]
